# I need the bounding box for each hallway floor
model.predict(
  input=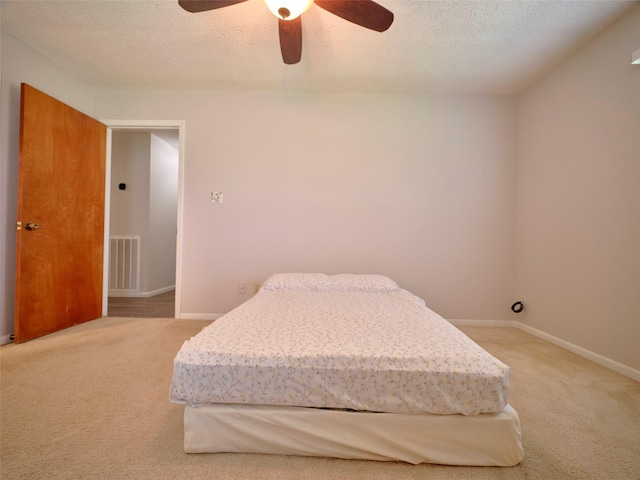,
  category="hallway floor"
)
[107,290,175,318]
